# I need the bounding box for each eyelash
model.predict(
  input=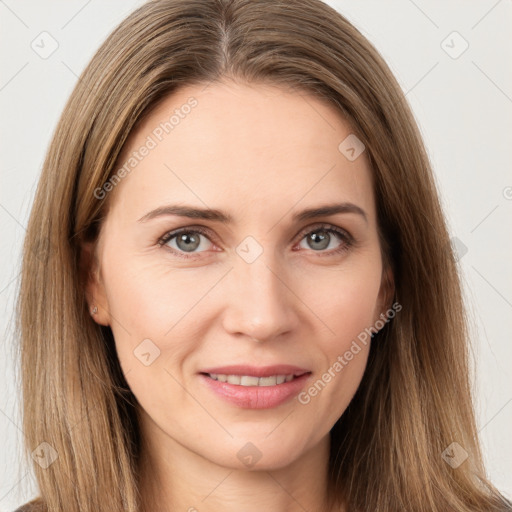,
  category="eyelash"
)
[157,223,355,260]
